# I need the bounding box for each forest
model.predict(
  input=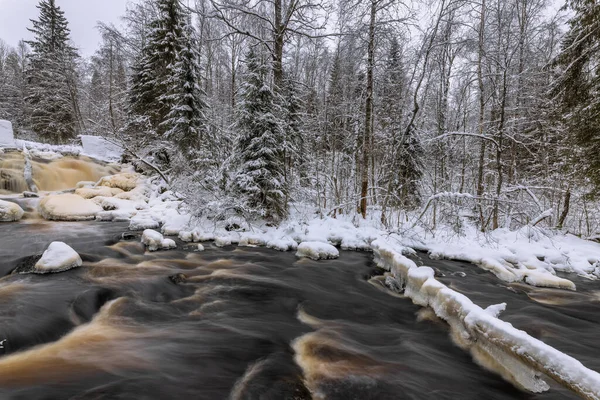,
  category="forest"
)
[0,0,599,236]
